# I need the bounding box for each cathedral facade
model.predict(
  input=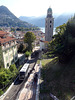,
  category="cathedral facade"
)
[45,7,54,41]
